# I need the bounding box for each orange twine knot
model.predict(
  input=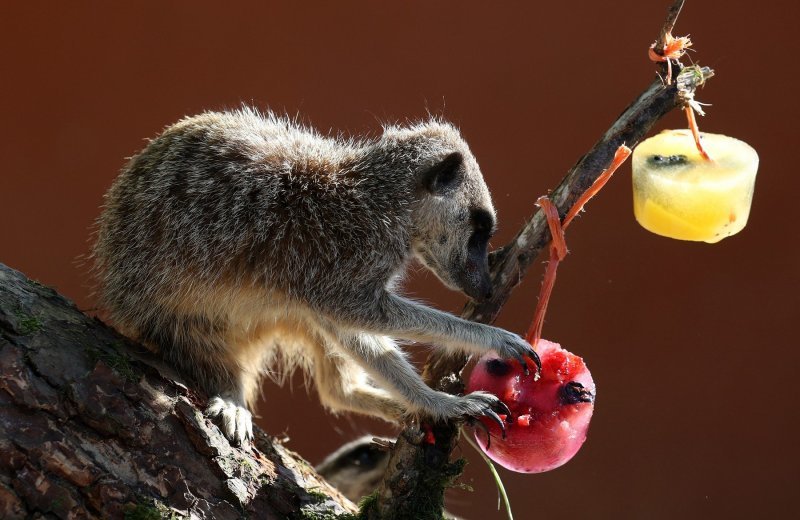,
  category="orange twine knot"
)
[649,31,692,84]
